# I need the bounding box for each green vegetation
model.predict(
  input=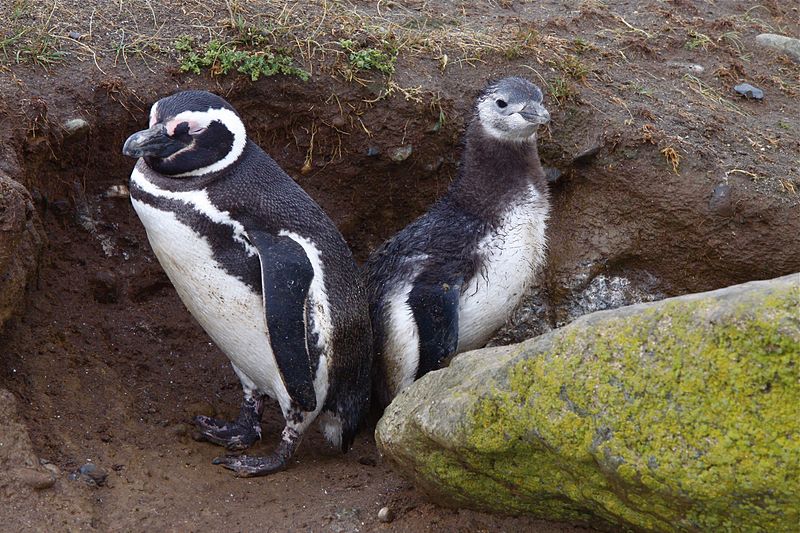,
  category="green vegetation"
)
[0,1,64,69]
[686,30,714,51]
[338,39,397,75]
[175,36,309,81]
